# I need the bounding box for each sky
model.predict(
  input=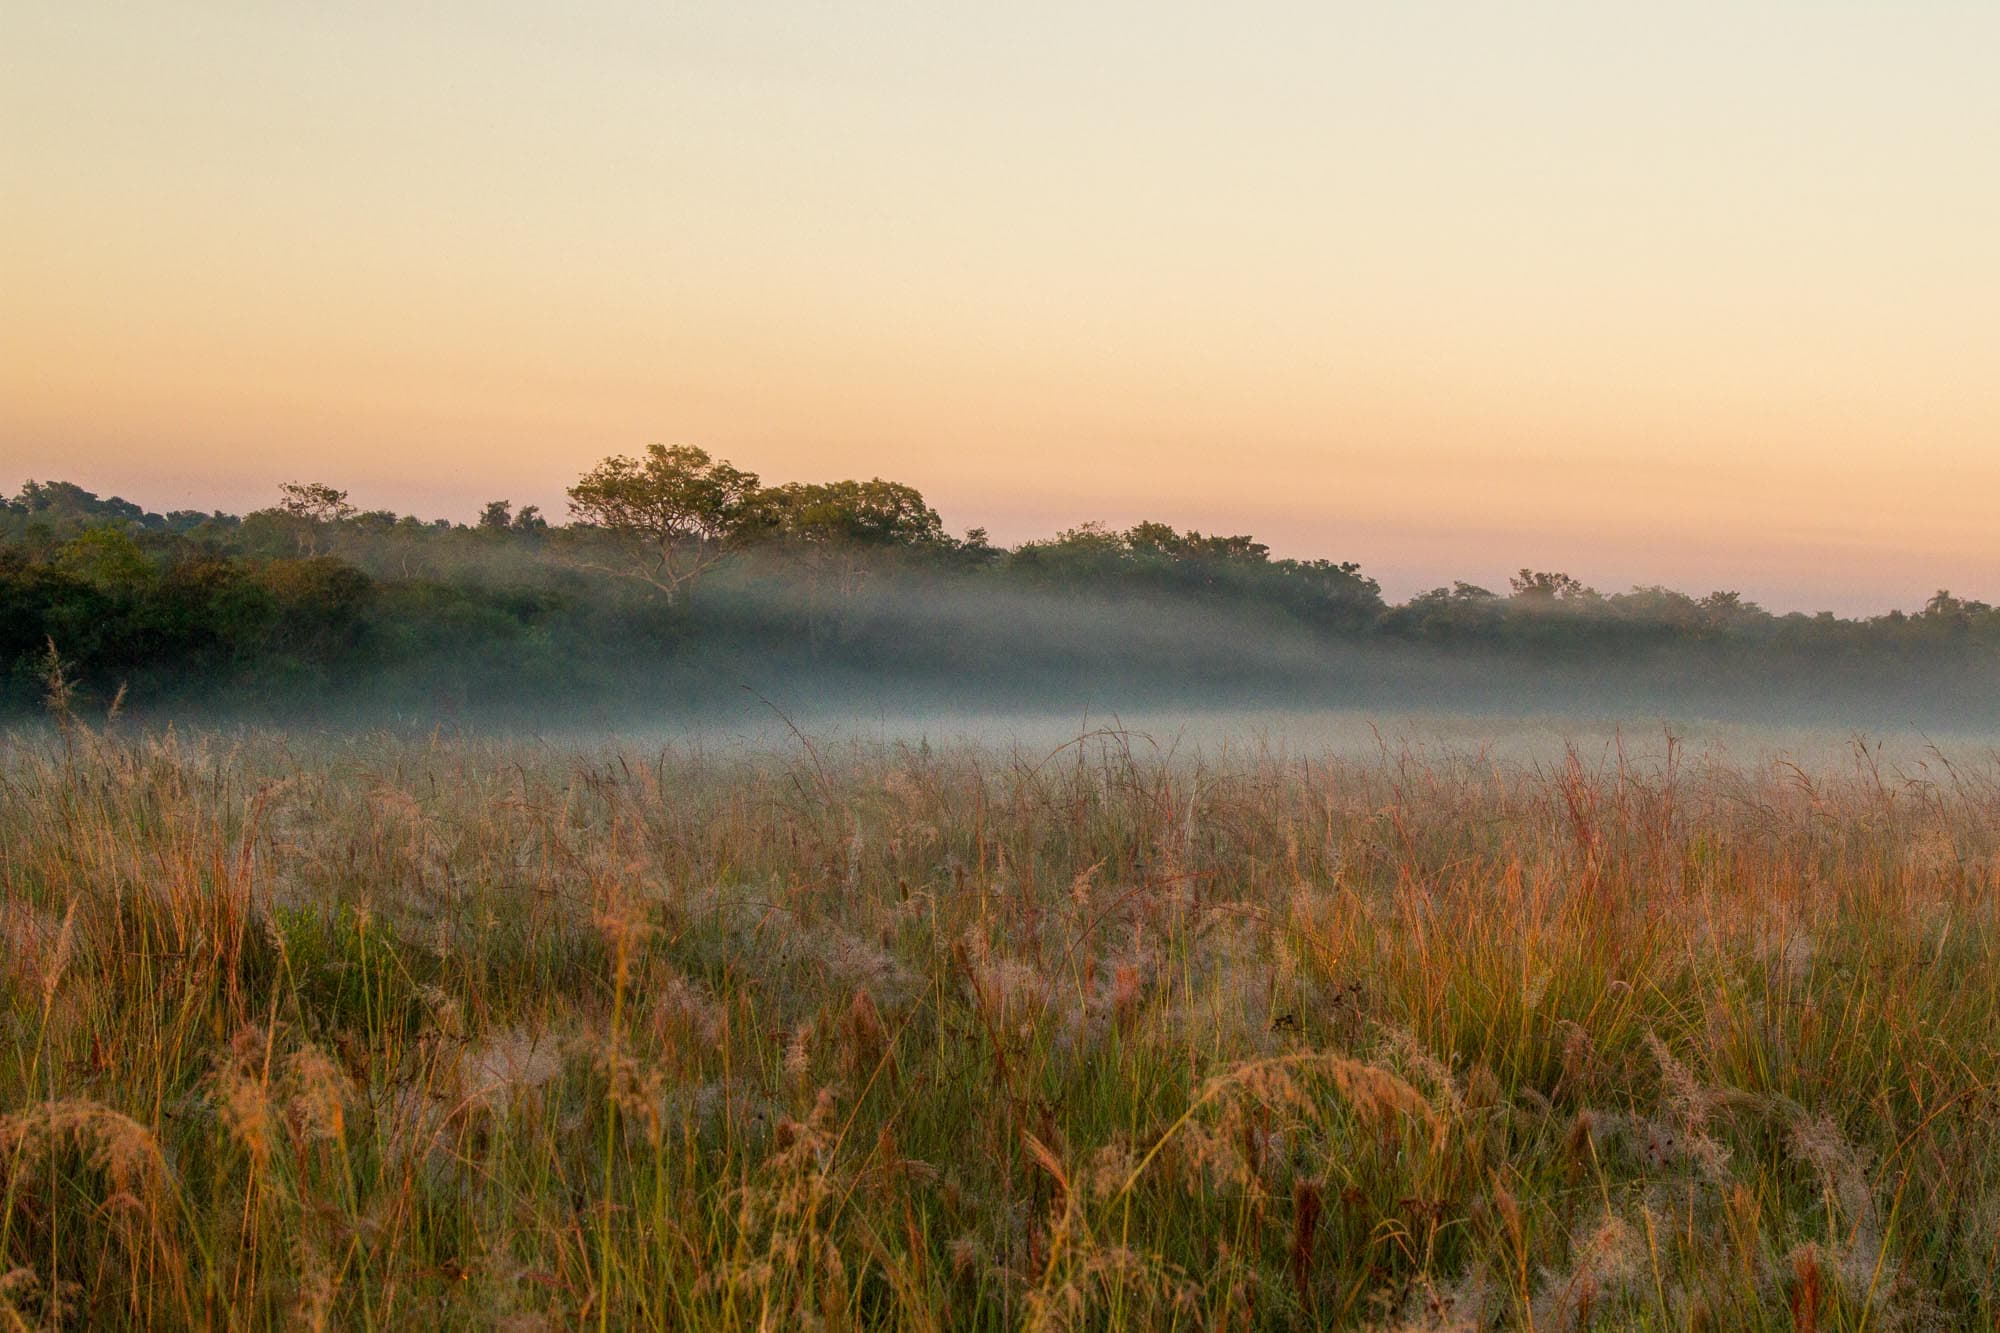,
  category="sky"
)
[3,2,1996,613]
